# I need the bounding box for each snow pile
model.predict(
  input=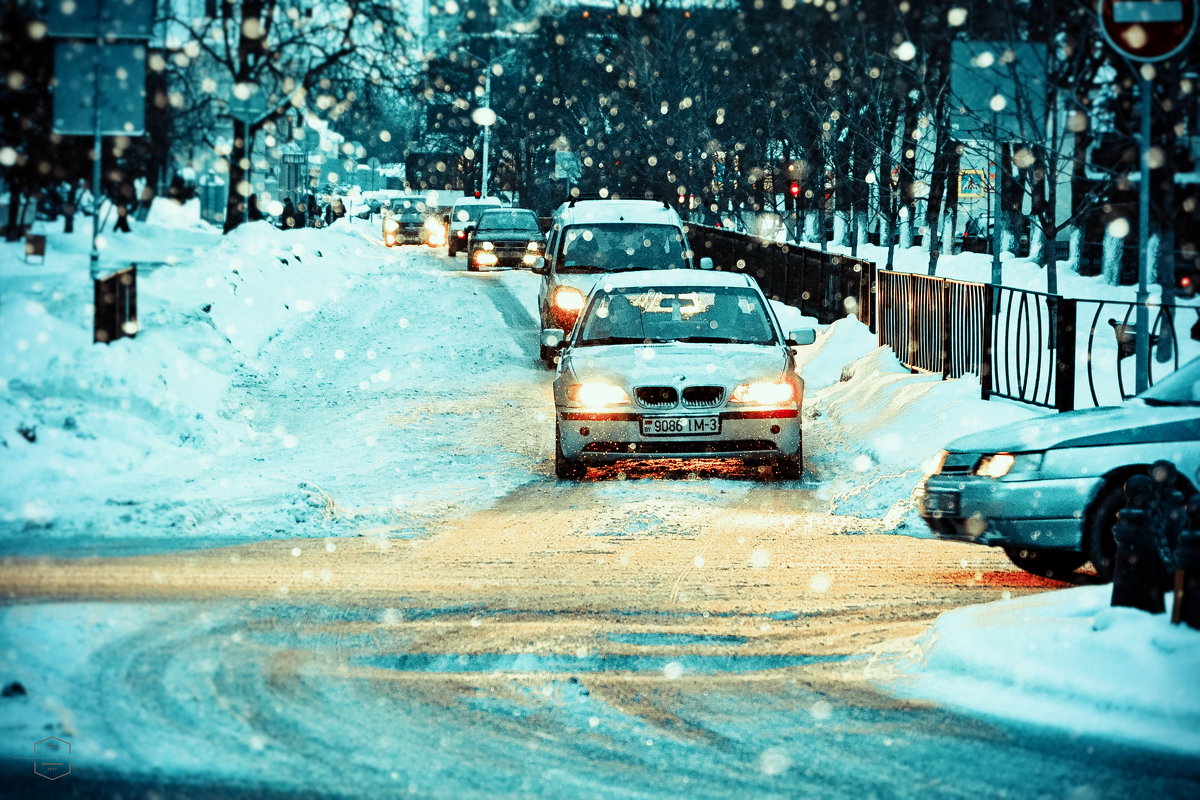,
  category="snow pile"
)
[878,585,1200,755]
